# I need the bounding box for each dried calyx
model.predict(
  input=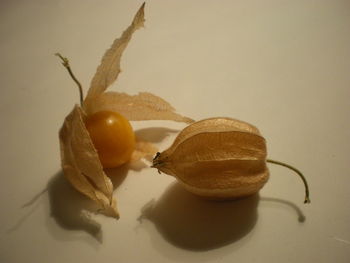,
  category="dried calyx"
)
[57,3,193,219]
[152,117,310,204]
